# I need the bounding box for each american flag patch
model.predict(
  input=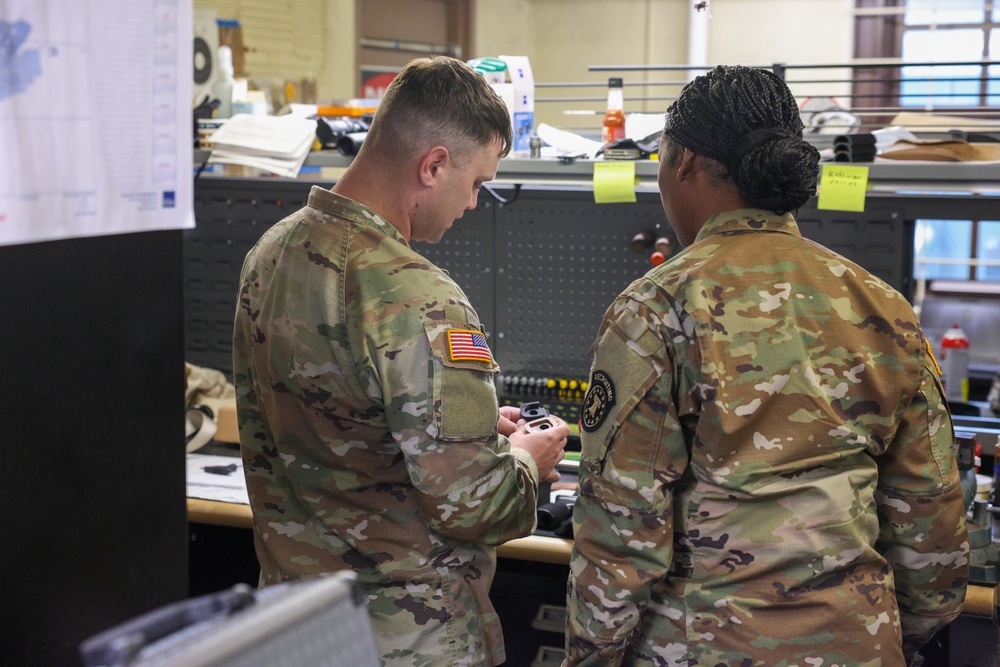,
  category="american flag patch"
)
[447,329,493,364]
